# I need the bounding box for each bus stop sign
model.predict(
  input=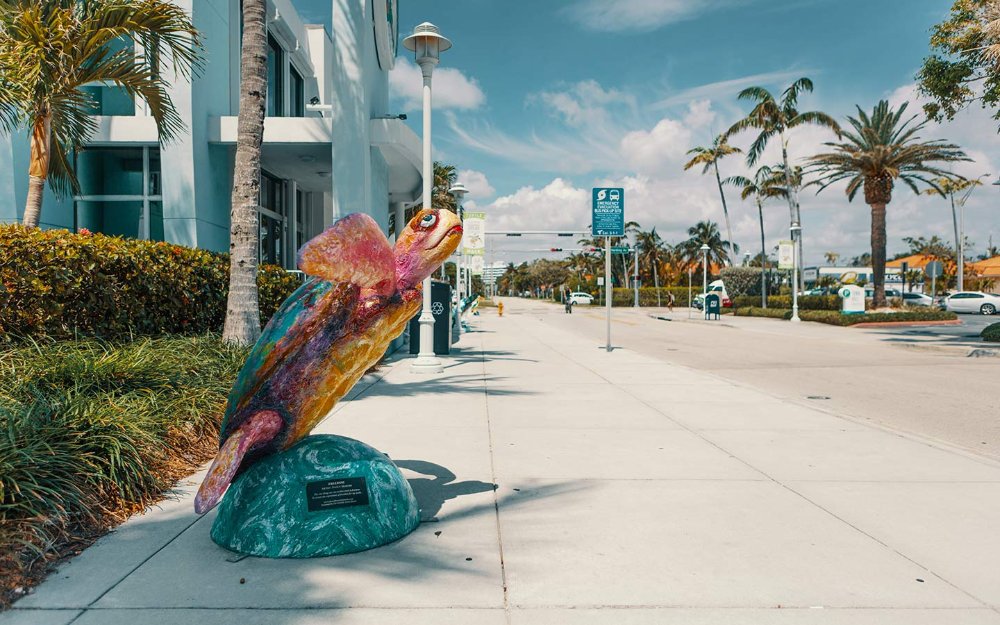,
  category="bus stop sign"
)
[592,188,624,237]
